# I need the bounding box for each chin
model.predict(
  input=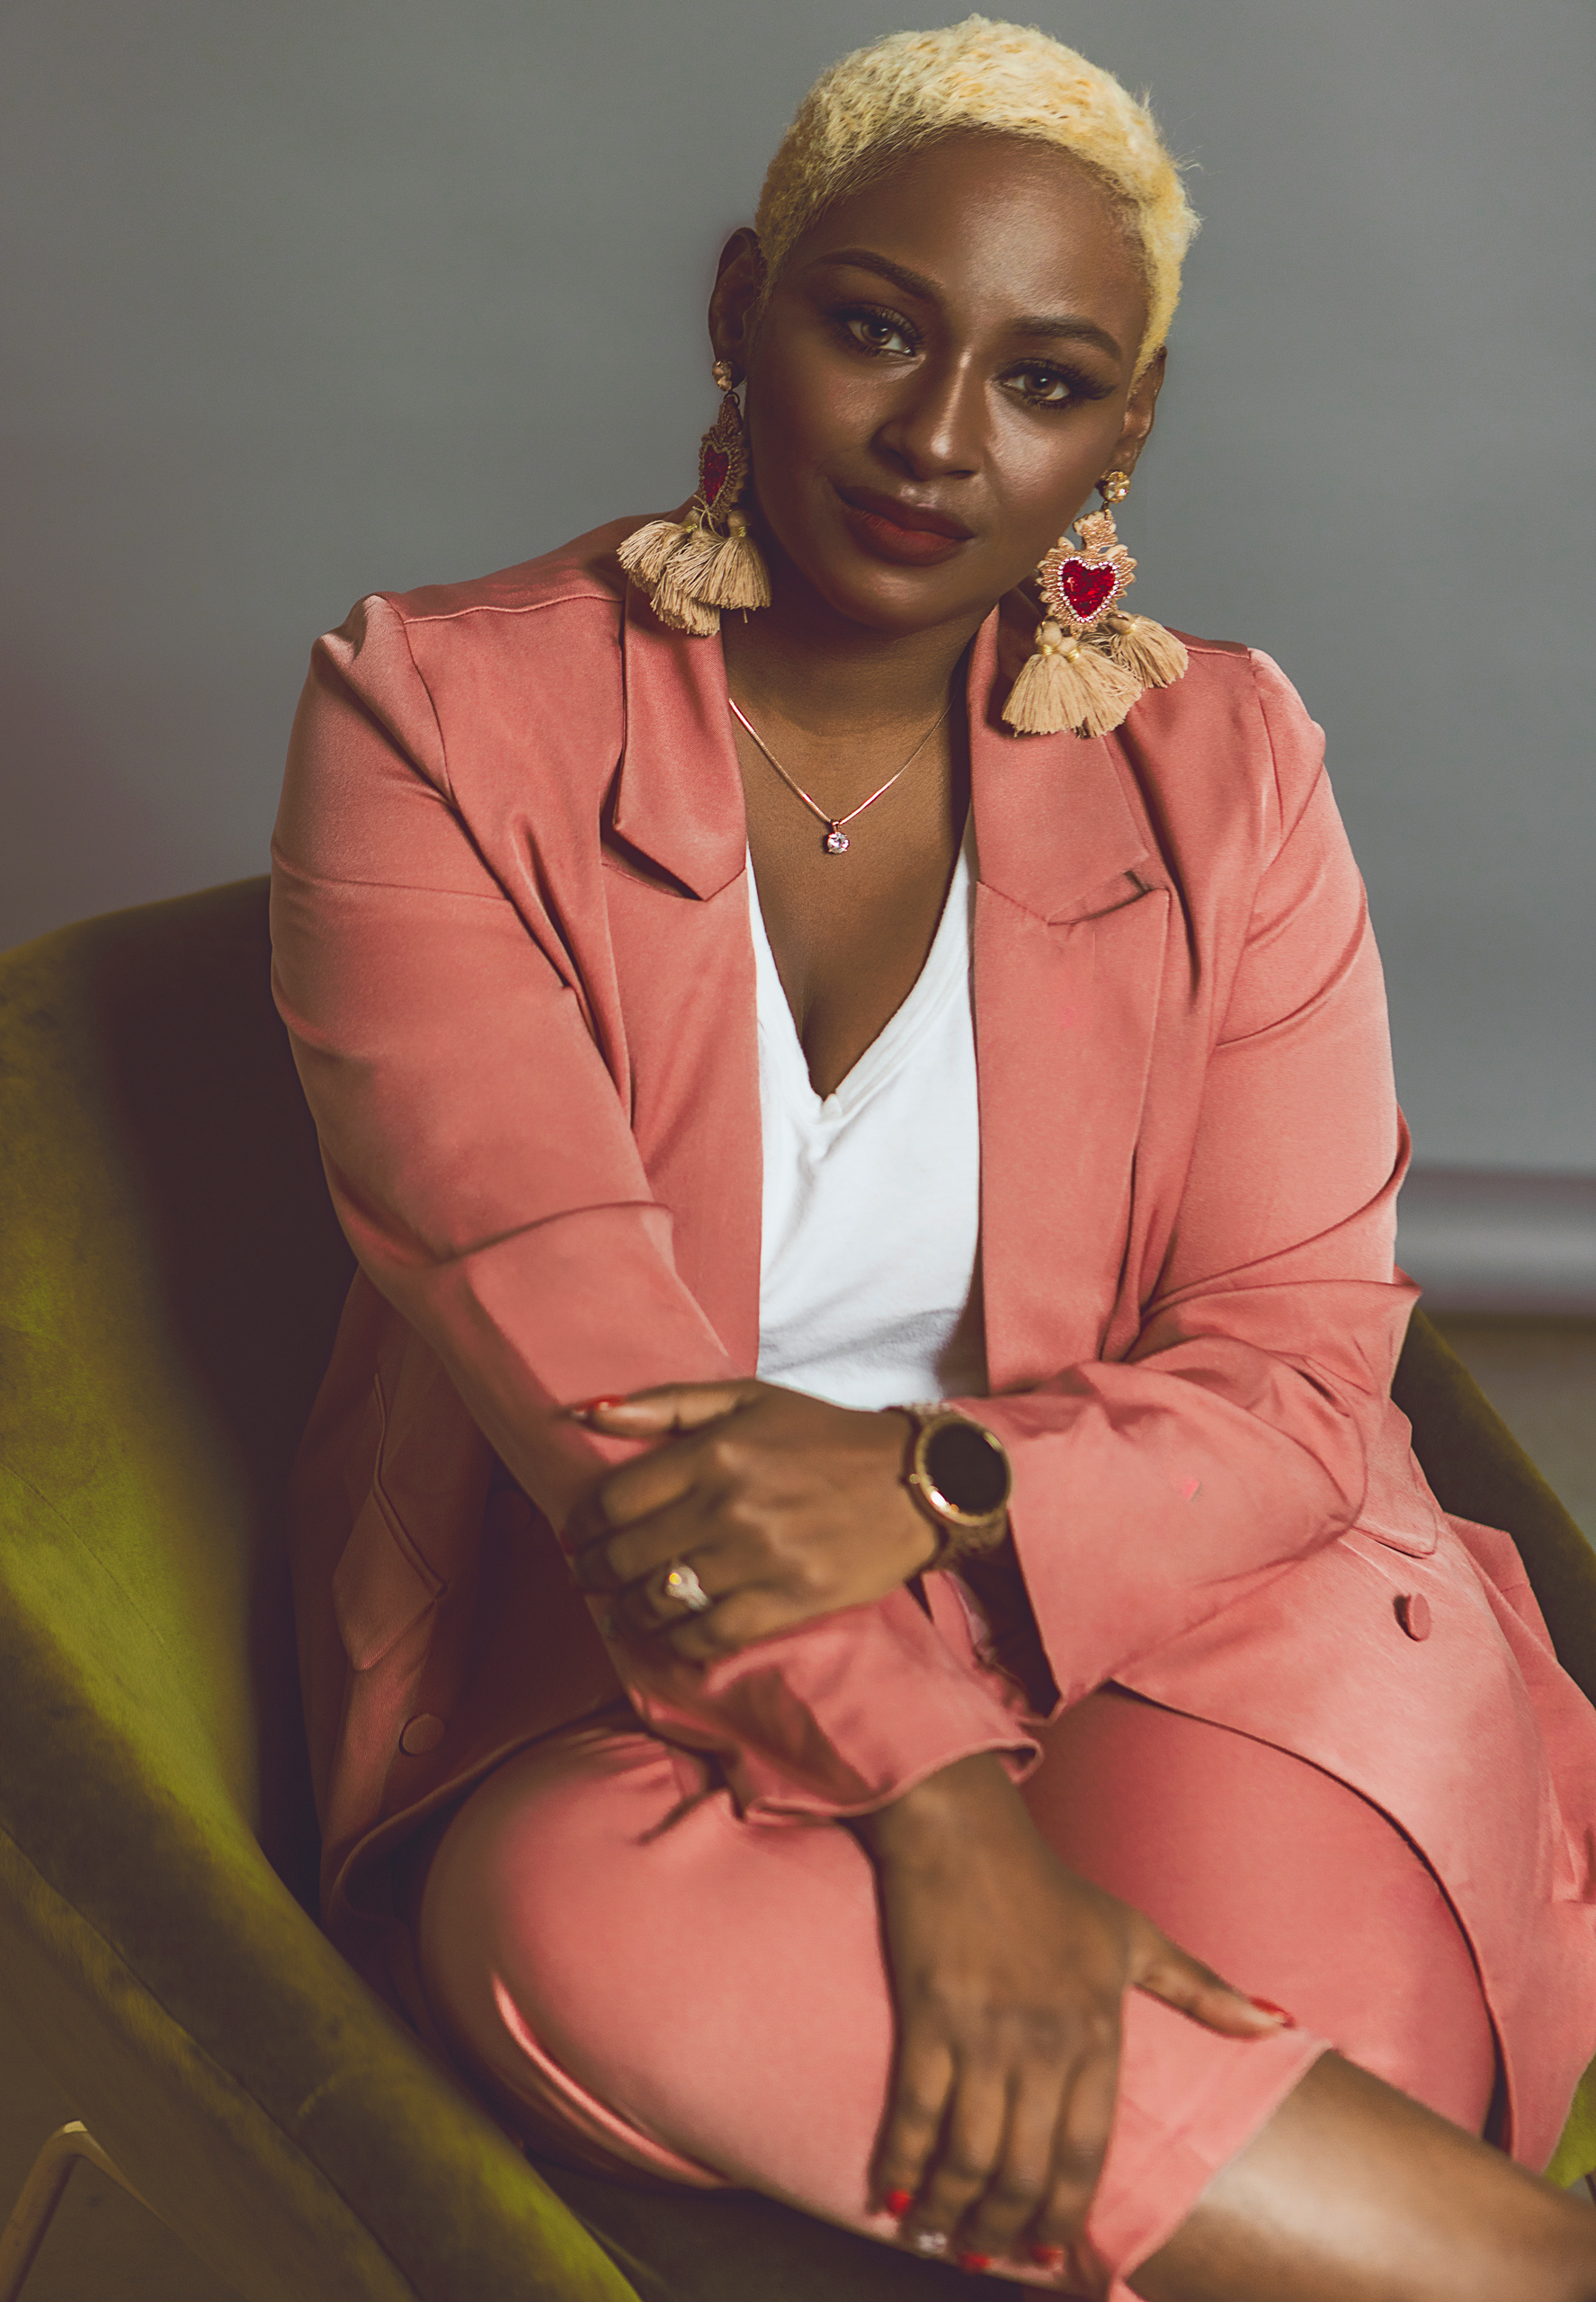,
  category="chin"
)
[798,537,992,637]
